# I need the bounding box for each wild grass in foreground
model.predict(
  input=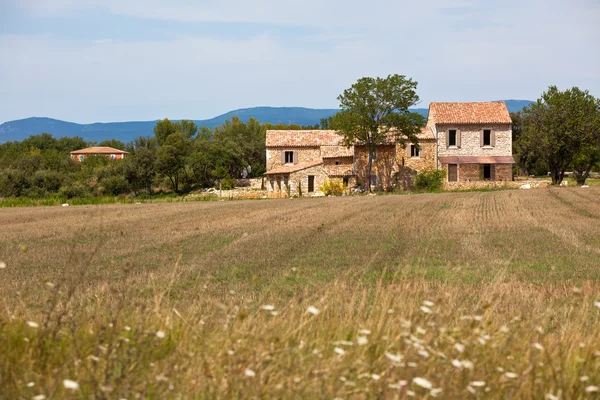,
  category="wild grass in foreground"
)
[1,266,600,399]
[1,187,600,398]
